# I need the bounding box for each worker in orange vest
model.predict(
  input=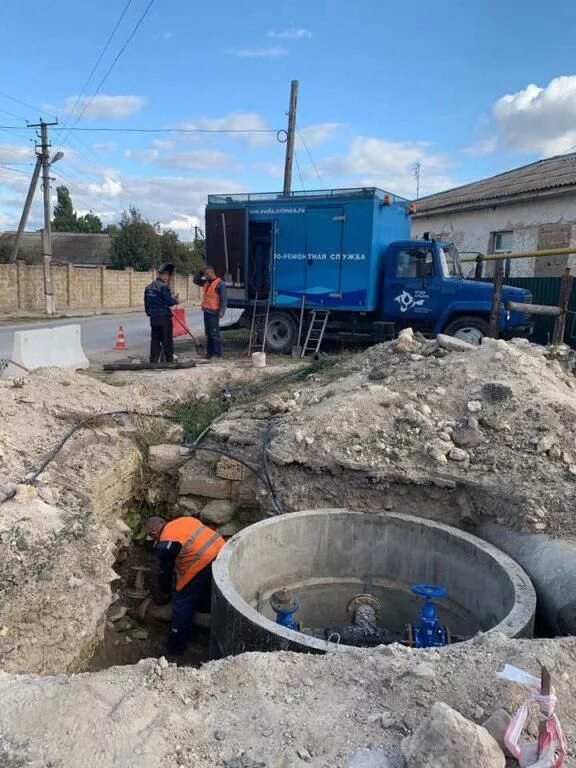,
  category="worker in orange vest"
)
[145,515,225,658]
[193,265,227,359]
